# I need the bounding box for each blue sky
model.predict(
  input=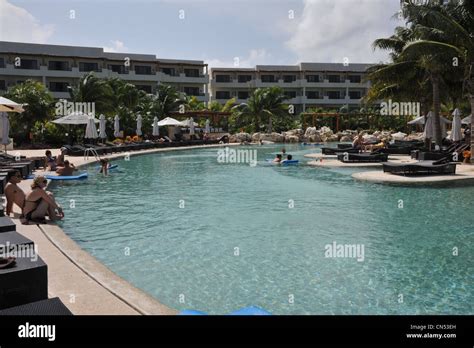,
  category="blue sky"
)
[1,0,402,67]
